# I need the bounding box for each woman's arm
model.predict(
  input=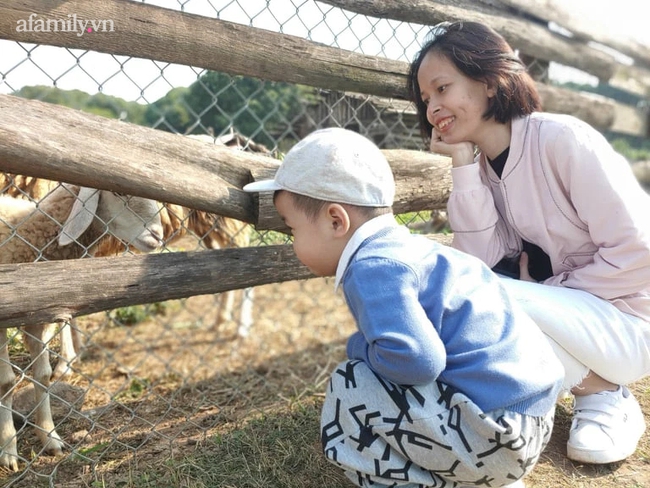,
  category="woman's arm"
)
[432,129,517,266]
[447,162,517,267]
